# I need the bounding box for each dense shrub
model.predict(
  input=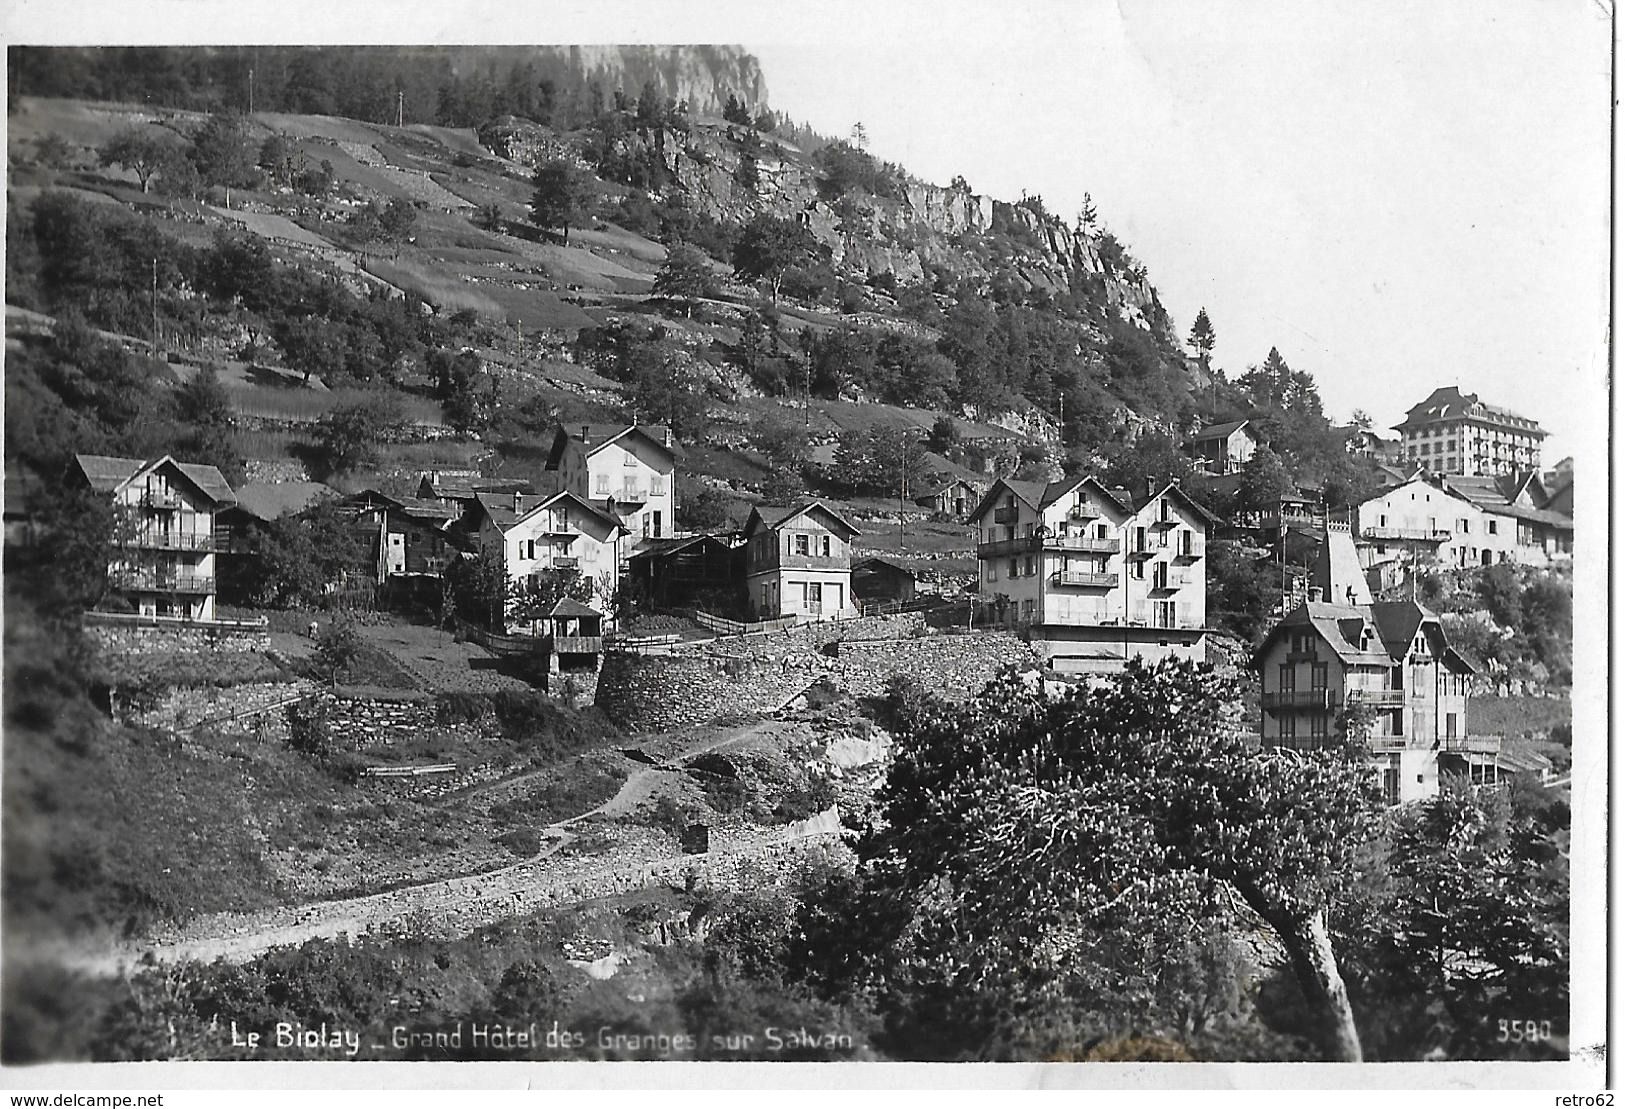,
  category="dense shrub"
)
[496,827,542,857]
